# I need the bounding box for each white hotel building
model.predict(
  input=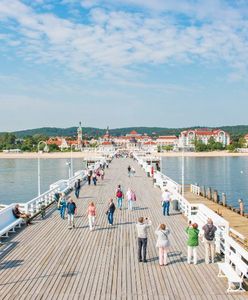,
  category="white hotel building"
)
[179,129,230,148]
